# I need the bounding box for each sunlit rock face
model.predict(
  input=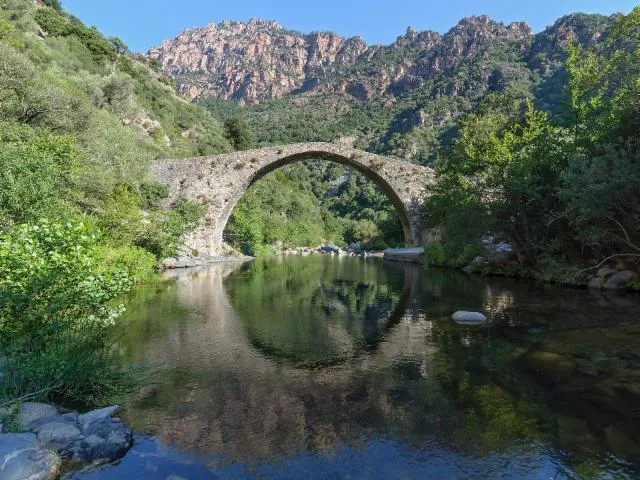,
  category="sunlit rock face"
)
[150,14,614,107]
[147,16,536,105]
[148,19,367,105]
